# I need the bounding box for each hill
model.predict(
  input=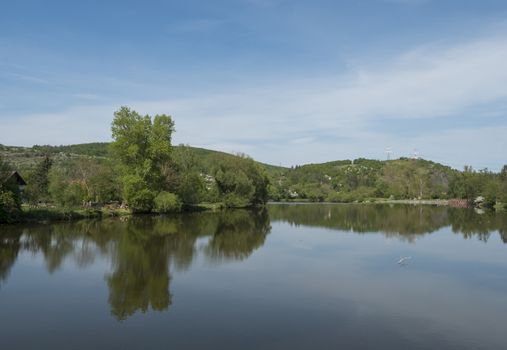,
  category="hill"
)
[1,142,498,203]
[0,142,286,178]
